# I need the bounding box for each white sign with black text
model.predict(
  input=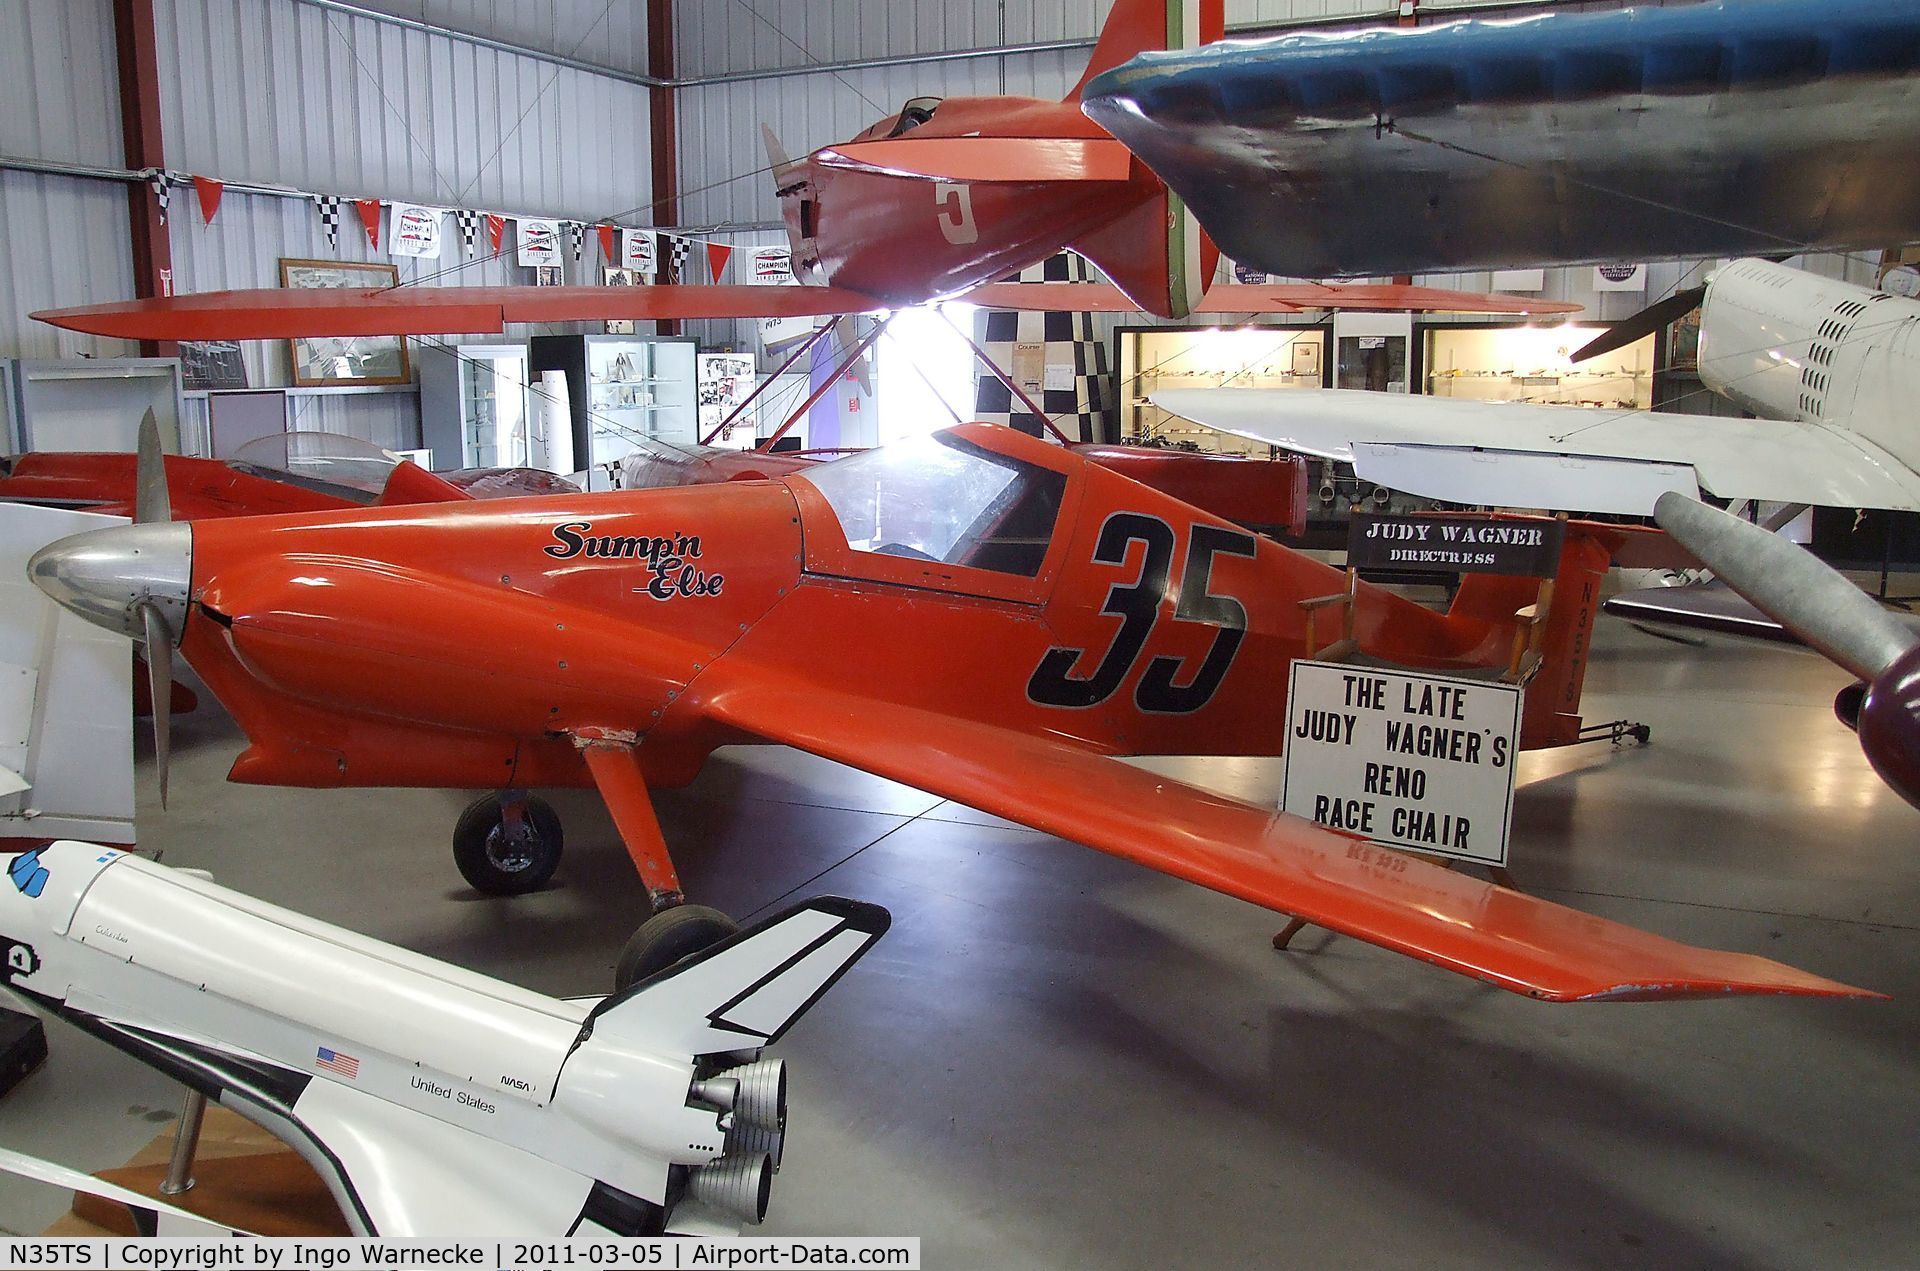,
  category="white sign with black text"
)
[1281,660,1522,865]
